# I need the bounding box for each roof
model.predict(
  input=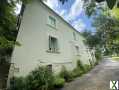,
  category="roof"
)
[40,1,81,35]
